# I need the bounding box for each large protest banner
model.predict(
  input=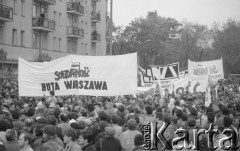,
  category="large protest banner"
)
[188,58,224,93]
[19,53,137,96]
